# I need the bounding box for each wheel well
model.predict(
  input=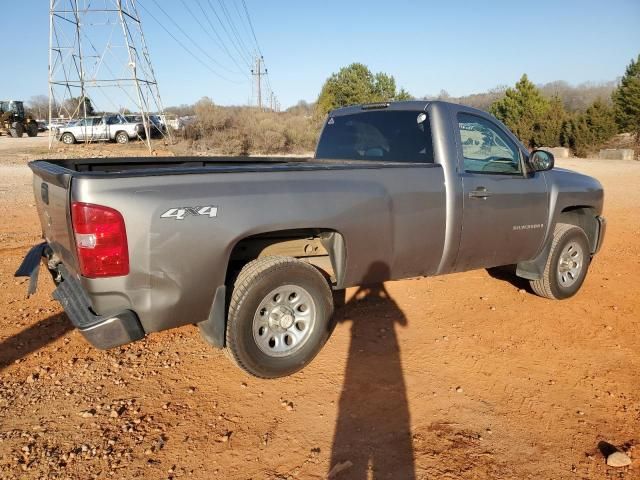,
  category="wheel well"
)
[558,206,599,252]
[227,229,346,287]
